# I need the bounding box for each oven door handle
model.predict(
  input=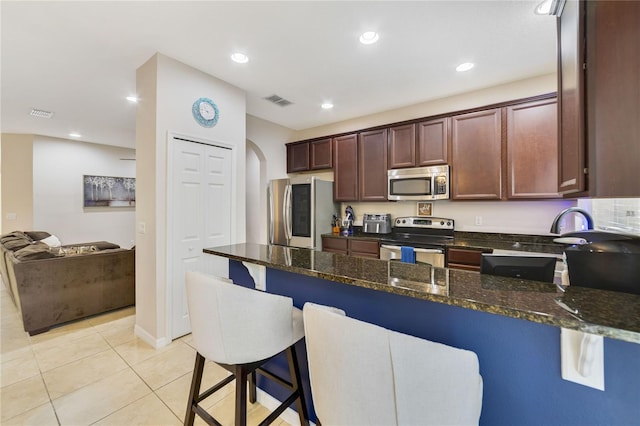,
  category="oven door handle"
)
[381,245,443,254]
